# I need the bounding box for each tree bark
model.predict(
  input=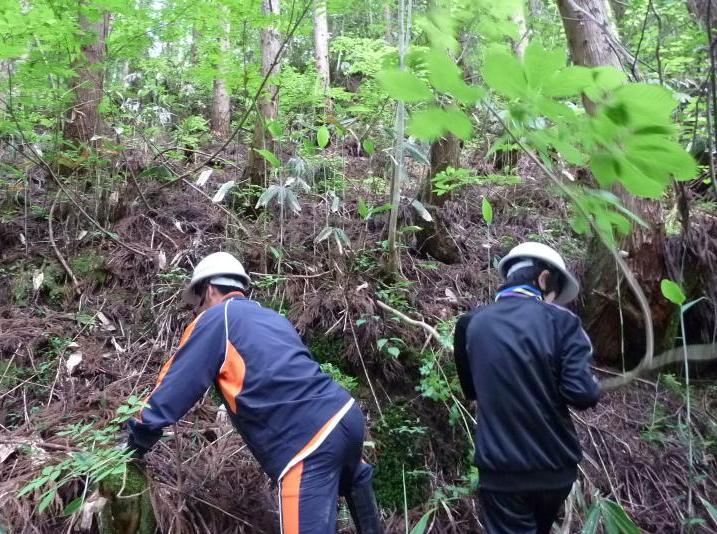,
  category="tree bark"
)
[418,134,461,207]
[529,0,543,16]
[243,0,281,189]
[64,3,109,145]
[313,0,330,96]
[384,4,392,43]
[686,0,717,28]
[512,1,529,58]
[607,0,626,24]
[210,16,231,138]
[556,0,671,363]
